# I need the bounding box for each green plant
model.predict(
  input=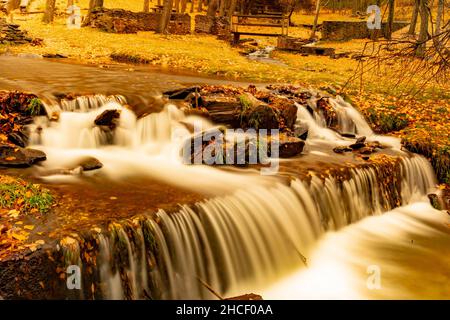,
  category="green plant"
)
[27,98,44,116]
[0,181,53,214]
